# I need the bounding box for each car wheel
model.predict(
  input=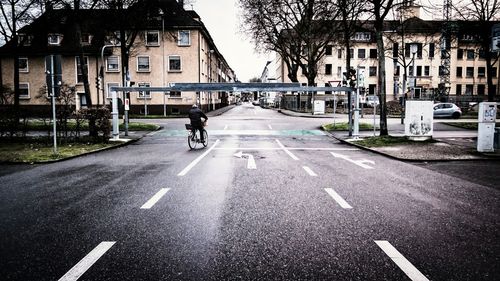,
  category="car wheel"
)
[452,112,460,119]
